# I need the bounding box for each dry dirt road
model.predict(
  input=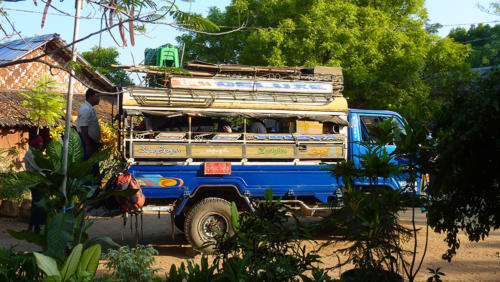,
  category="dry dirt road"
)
[1,209,499,281]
